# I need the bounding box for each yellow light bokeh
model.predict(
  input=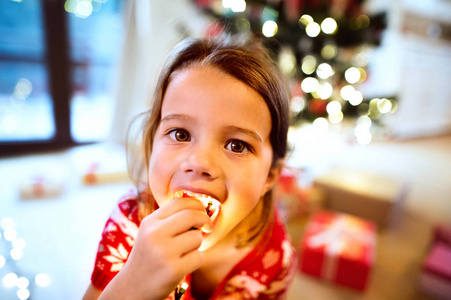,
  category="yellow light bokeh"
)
[316,63,334,79]
[356,14,370,29]
[349,90,363,106]
[301,55,317,75]
[321,17,338,34]
[299,14,314,26]
[290,96,306,113]
[377,98,392,114]
[329,111,343,124]
[345,67,361,84]
[355,125,372,145]
[357,115,372,128]
[306,22,321,37]
[301,77,319,93]
[340,85,355,100]
[317,82,333,99]
[321,44,338,60]
[326,101,342,115]
[357,67,367,82]
[262,20,278,37]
